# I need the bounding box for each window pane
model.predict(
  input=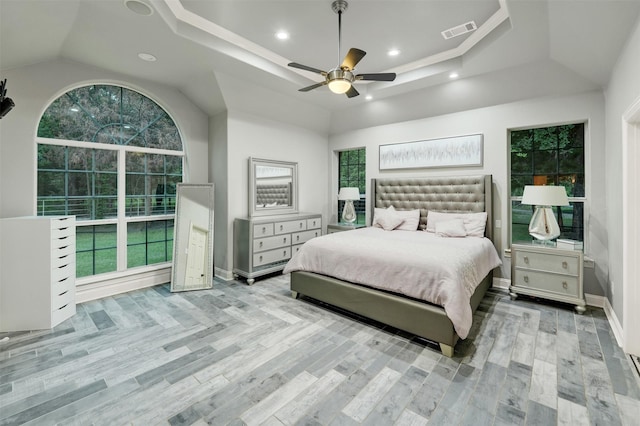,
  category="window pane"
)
[126,153,182,217]
[511,130,532,152]
[127,219,173,268]
[338,148,366,224]
[559,148,583,173]
[511,151,532,174]
[533,128,557,150]
[76,225,117,278]
[533,150,557,175]
[512,201,533,243]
